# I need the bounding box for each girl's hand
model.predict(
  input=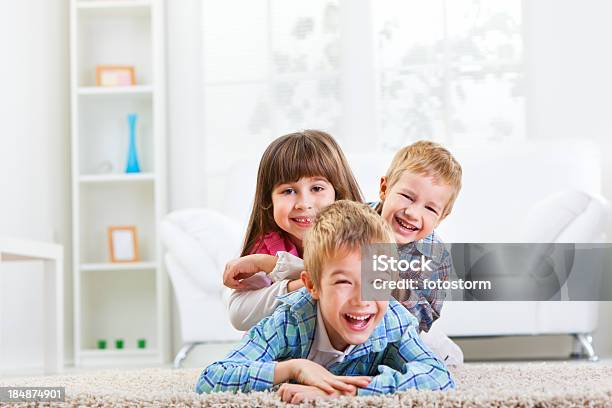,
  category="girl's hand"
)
[291,359,371,395]
[223,254,278,289]
[278,383,340,404]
